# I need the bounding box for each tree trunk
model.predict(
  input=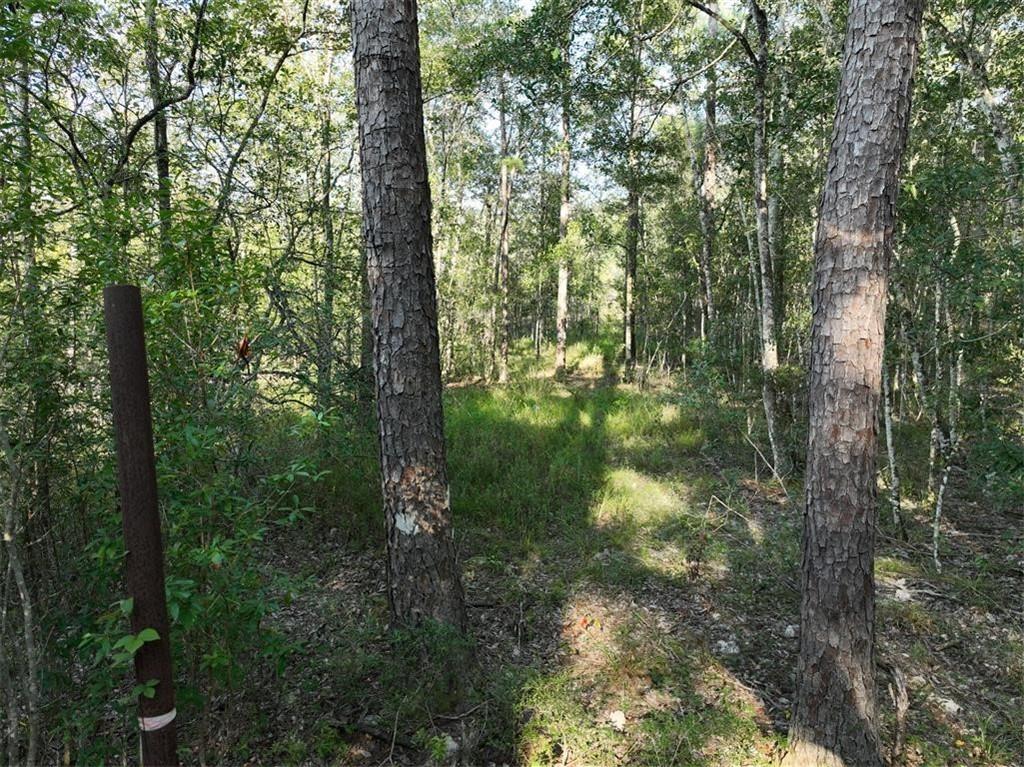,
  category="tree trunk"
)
[11,54,40,767]
[555,91,571,376]
[622,43,642,381]
[697,6,718,334]
[145,0,172,263]
[932,21,1022,240]
[932,347,963,572]
[932,281,963,571]
[496,74,512,385]
[624,184,639,378]
[768,65,788,340]
[317,56,335,416]
[750,0,787,477]
[882,361,903,535]
[352,0,466,631]
[784,0,923,763]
